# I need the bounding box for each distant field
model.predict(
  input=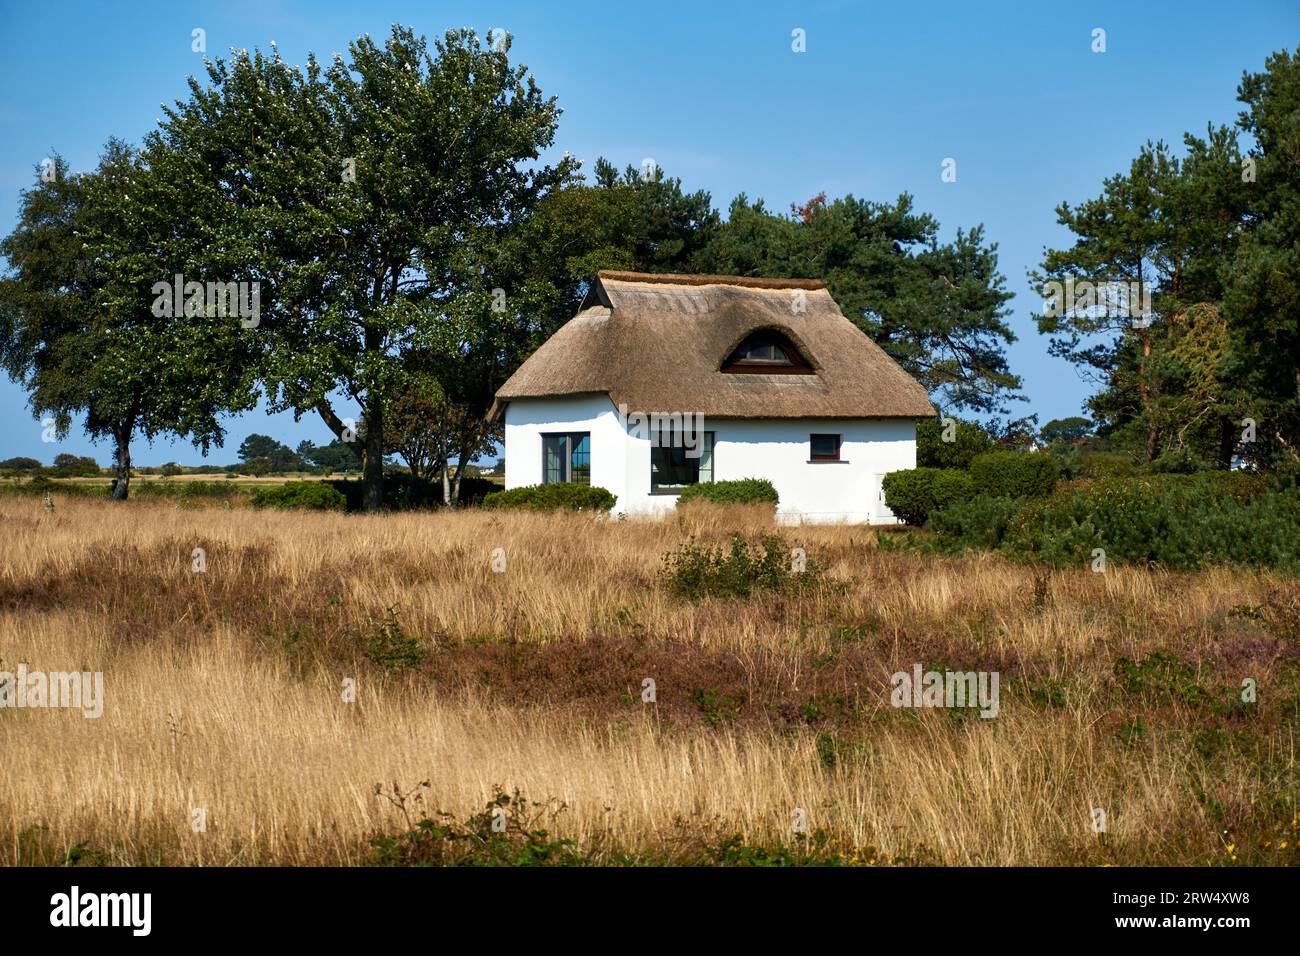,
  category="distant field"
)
[1,495,1296,866]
